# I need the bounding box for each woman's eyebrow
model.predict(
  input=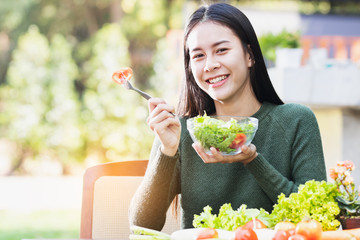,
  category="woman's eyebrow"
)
[190,40,230,52]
